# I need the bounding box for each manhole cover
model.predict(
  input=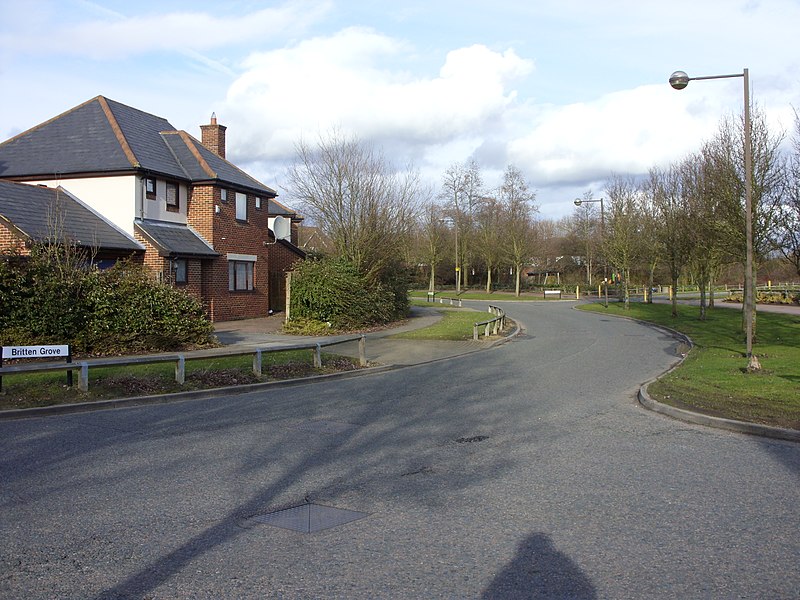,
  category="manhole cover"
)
[252,503,369,533]
[291,420,358,435]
